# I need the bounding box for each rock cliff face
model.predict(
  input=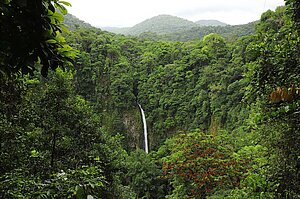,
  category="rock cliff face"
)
[122,108,144,151]
[99,108,144,151]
